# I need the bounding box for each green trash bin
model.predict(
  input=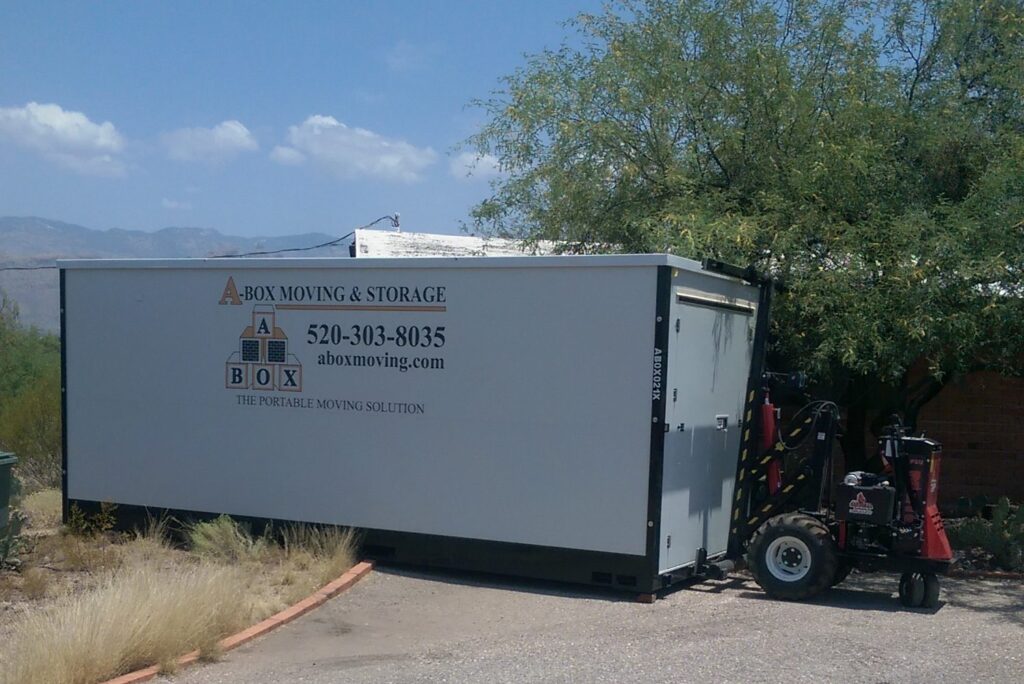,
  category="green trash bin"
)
[0,452,16,531]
